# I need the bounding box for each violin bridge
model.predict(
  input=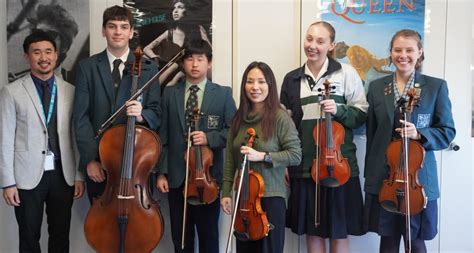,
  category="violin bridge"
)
[117,195,135,199]
[395,179,407,183]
